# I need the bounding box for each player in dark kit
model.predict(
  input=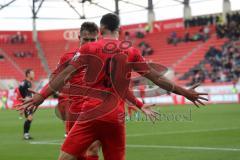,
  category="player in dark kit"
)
[17,13,208,160]
[18,69,35,140]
